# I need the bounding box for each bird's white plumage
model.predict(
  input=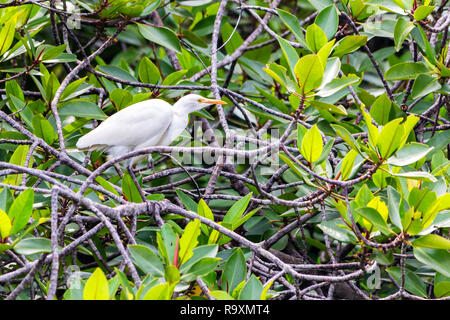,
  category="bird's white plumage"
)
[76,94,226,165]
[76,99,173,151]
